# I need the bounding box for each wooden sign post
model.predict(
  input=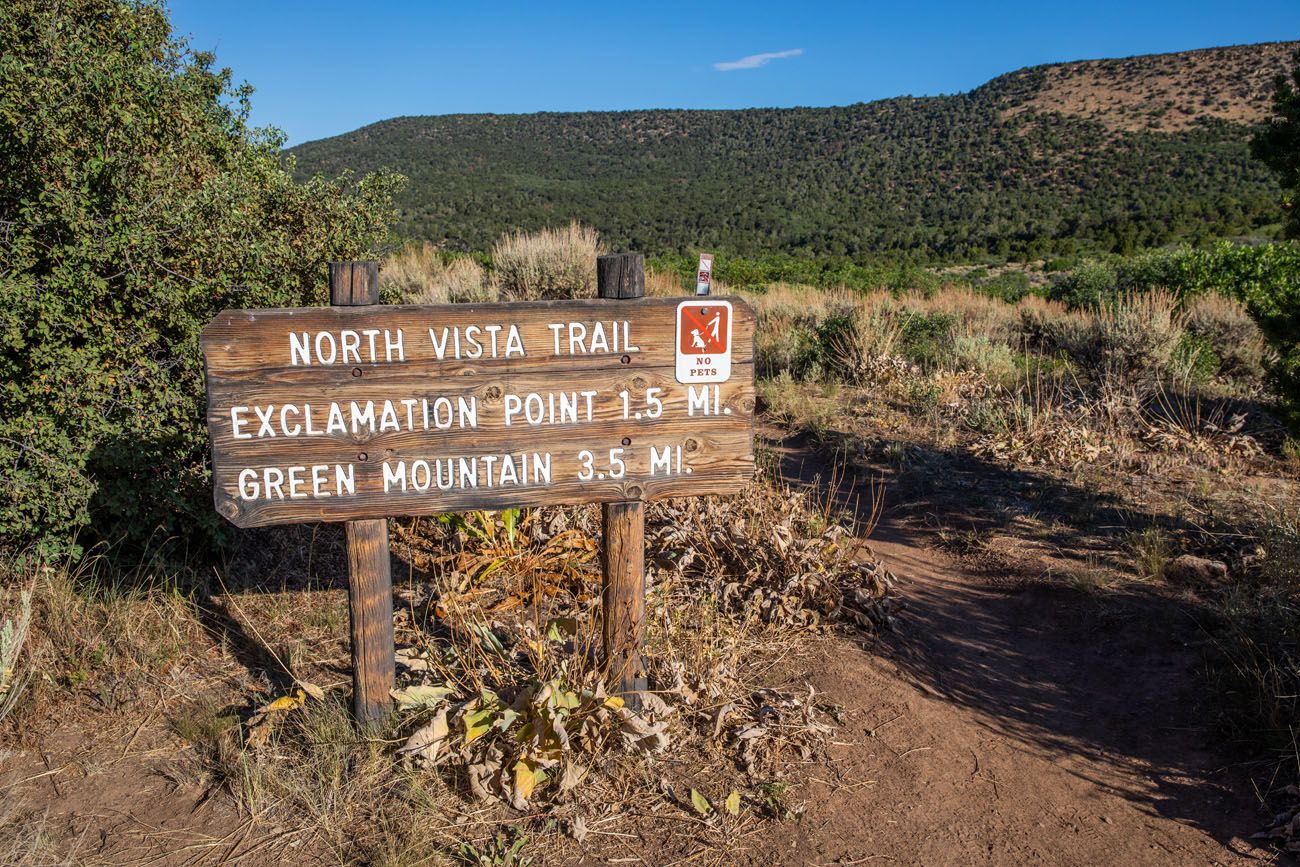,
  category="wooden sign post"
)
[329,262,396,729]
[202,255,755,727]
[597,254,648,701]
